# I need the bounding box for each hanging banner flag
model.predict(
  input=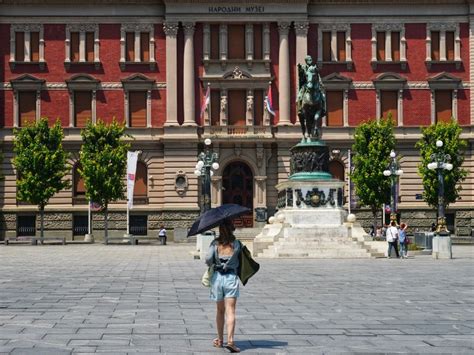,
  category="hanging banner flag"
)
[200,84,210,117]
[265,84,276,116]
[126,151,140,209]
